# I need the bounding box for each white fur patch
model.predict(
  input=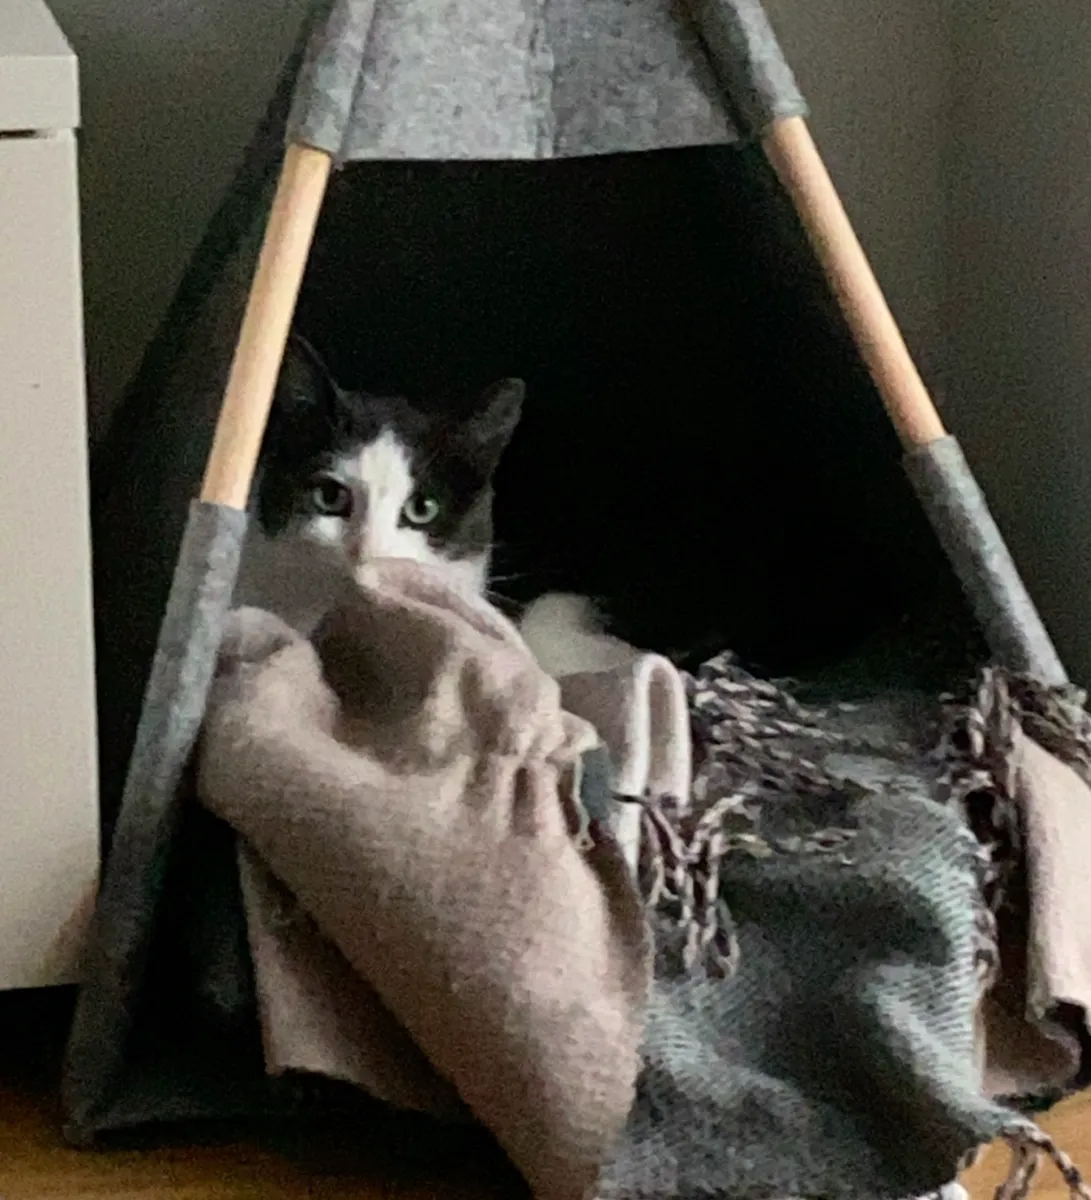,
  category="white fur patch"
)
[518,592,639,678]
[349,432,422,567]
